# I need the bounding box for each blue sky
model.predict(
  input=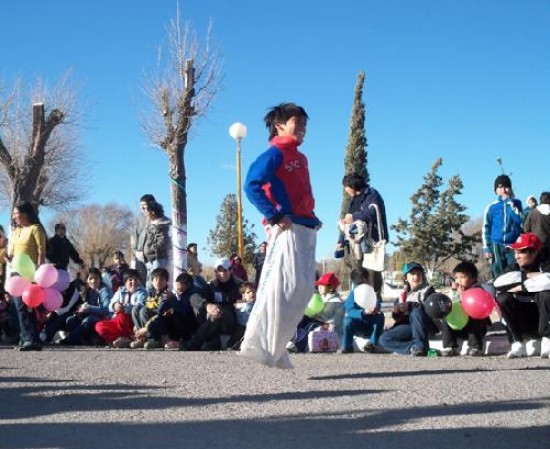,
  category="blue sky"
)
[1,0,549,264]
